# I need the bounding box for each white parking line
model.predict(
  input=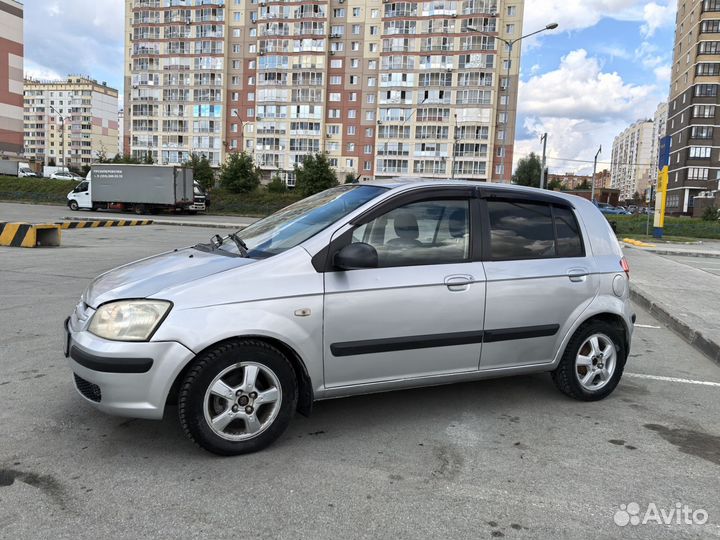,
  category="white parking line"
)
[634,324,661,329]
[626,372,720,387]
